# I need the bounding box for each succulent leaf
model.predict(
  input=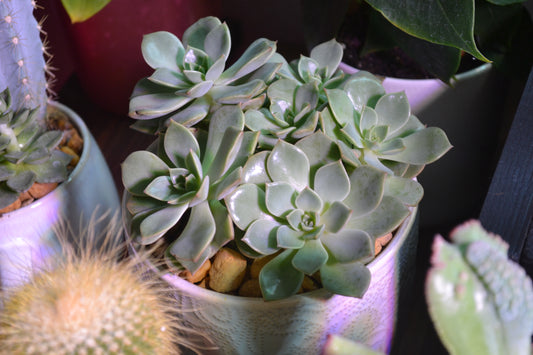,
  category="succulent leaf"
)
[320,260,371,298]
[259,249,304,301]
